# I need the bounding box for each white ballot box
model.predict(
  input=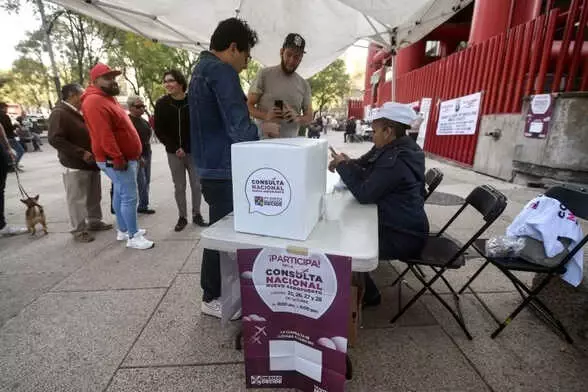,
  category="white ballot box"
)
[231,138,328,240]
